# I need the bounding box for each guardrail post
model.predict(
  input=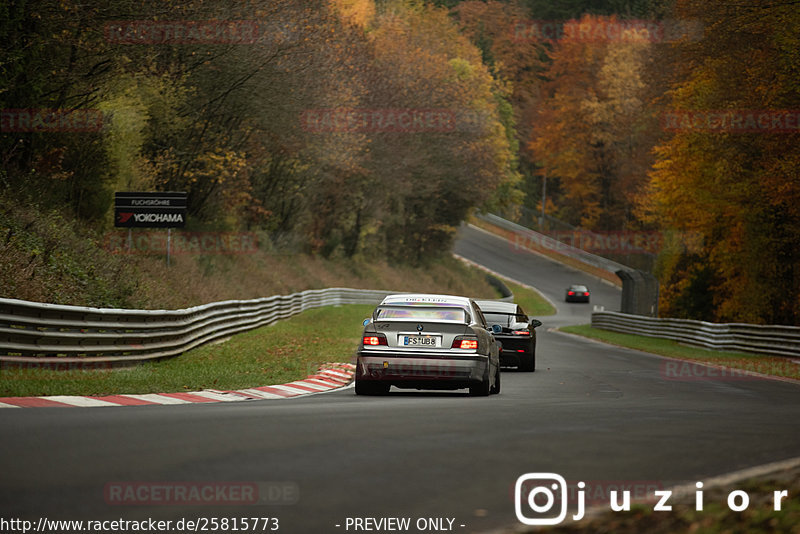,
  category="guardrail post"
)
[616,270,635,314]
[644,271,659,317]
[616,269,659,317]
